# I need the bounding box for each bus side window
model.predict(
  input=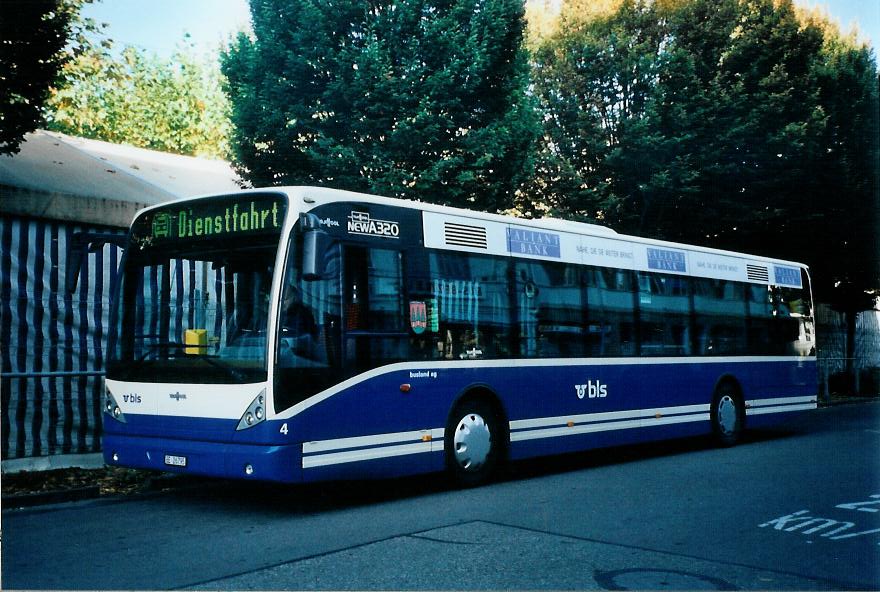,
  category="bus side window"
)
[692,278,747,355]
[343,246,407,373]
[274,238,342,413]
[405,252,441,360]
[747,284,801,355]
[428,252,512,360]
[769,279,814,356]
[637,272,691,357]
[585,267,636,357]
[516,261,586,358]
[747,285,776,354]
